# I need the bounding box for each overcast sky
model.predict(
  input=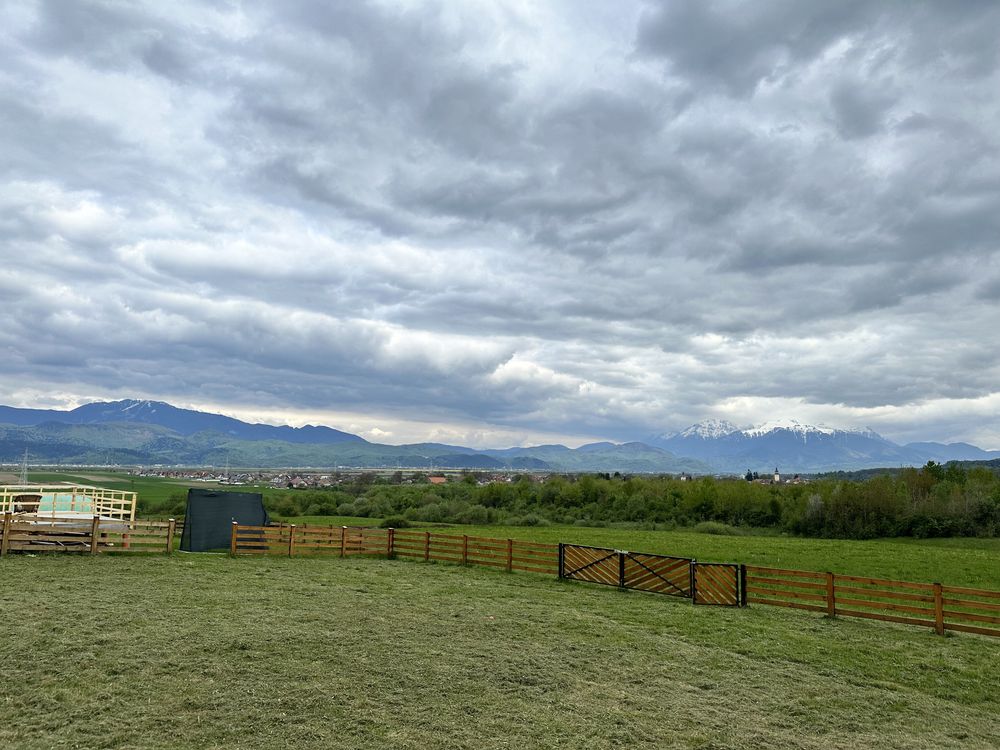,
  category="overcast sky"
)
[2,1,999,448]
